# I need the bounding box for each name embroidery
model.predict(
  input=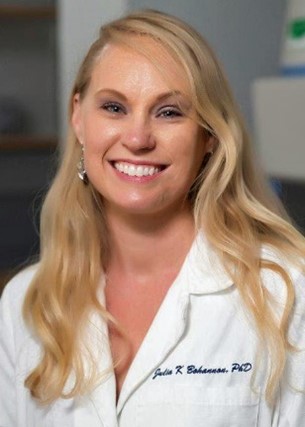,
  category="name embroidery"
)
[152,363,252,380]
